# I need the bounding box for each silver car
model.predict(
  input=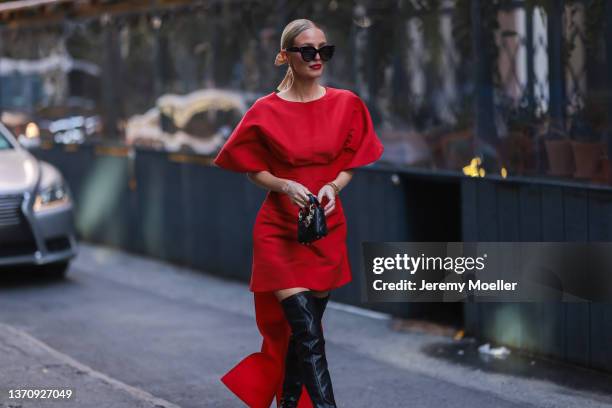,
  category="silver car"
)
[0,122,78,277]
